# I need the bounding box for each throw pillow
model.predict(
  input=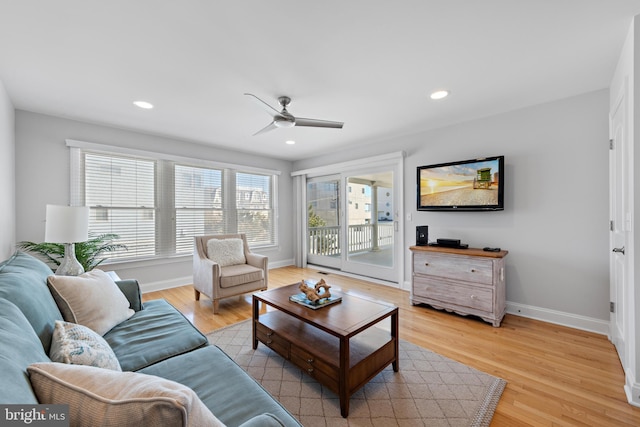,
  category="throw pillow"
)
[49,320,121,371]
[47,269,134,336]
[28,363,226,427]
[206,238,246,267]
